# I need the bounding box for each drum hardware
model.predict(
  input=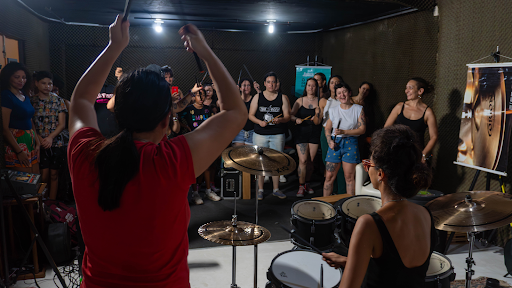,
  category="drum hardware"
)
[320,264,324,288]
[200,146,295,287]
[426,191,512,288]
[425,251,456,288]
